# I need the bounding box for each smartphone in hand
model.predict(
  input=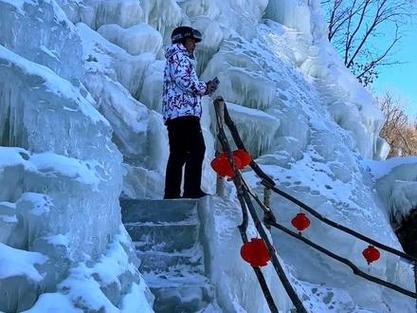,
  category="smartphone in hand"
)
[212,77,220,87]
